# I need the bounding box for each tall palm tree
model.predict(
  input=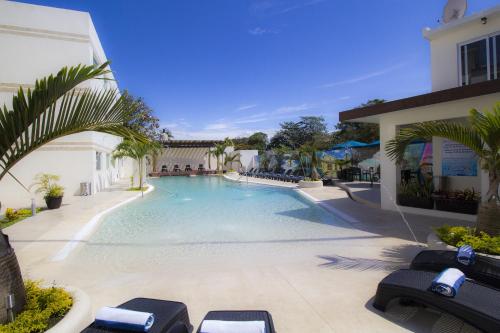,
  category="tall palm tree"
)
[386,104,500,235]
[113,139,161,190]
[0,63,144,323]
[224,152,242,171]
[205,148,214,170]
[213,143,226,173]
